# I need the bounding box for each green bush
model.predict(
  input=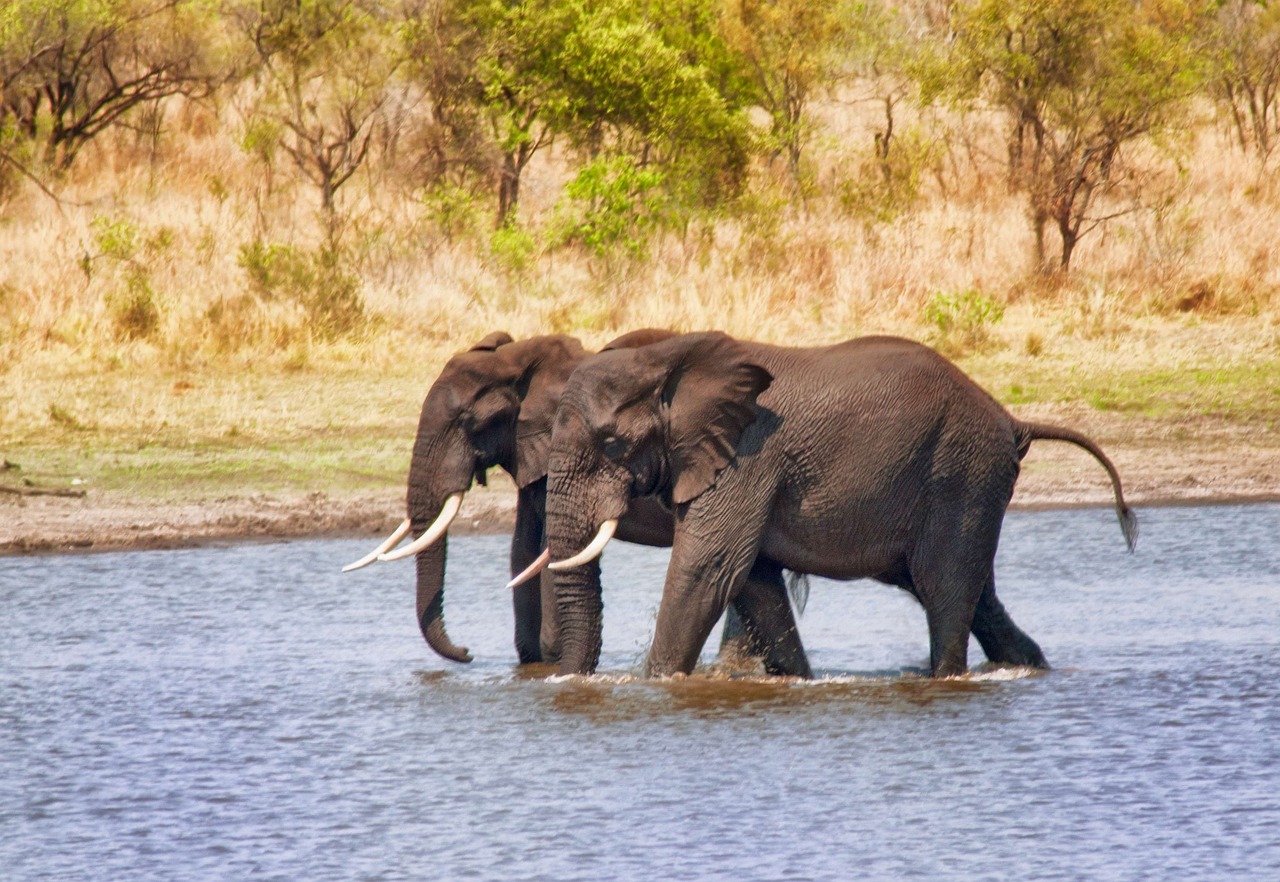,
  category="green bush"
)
[924,287,1005,353]
[552,154,667,264]
[236,240,363,338]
